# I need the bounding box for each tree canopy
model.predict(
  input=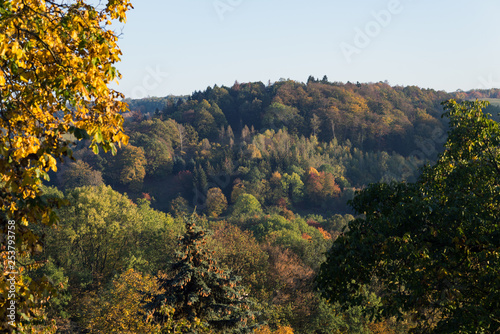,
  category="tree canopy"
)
[317,100,500,333]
